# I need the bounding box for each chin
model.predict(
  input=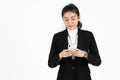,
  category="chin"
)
[68,27,76,30]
